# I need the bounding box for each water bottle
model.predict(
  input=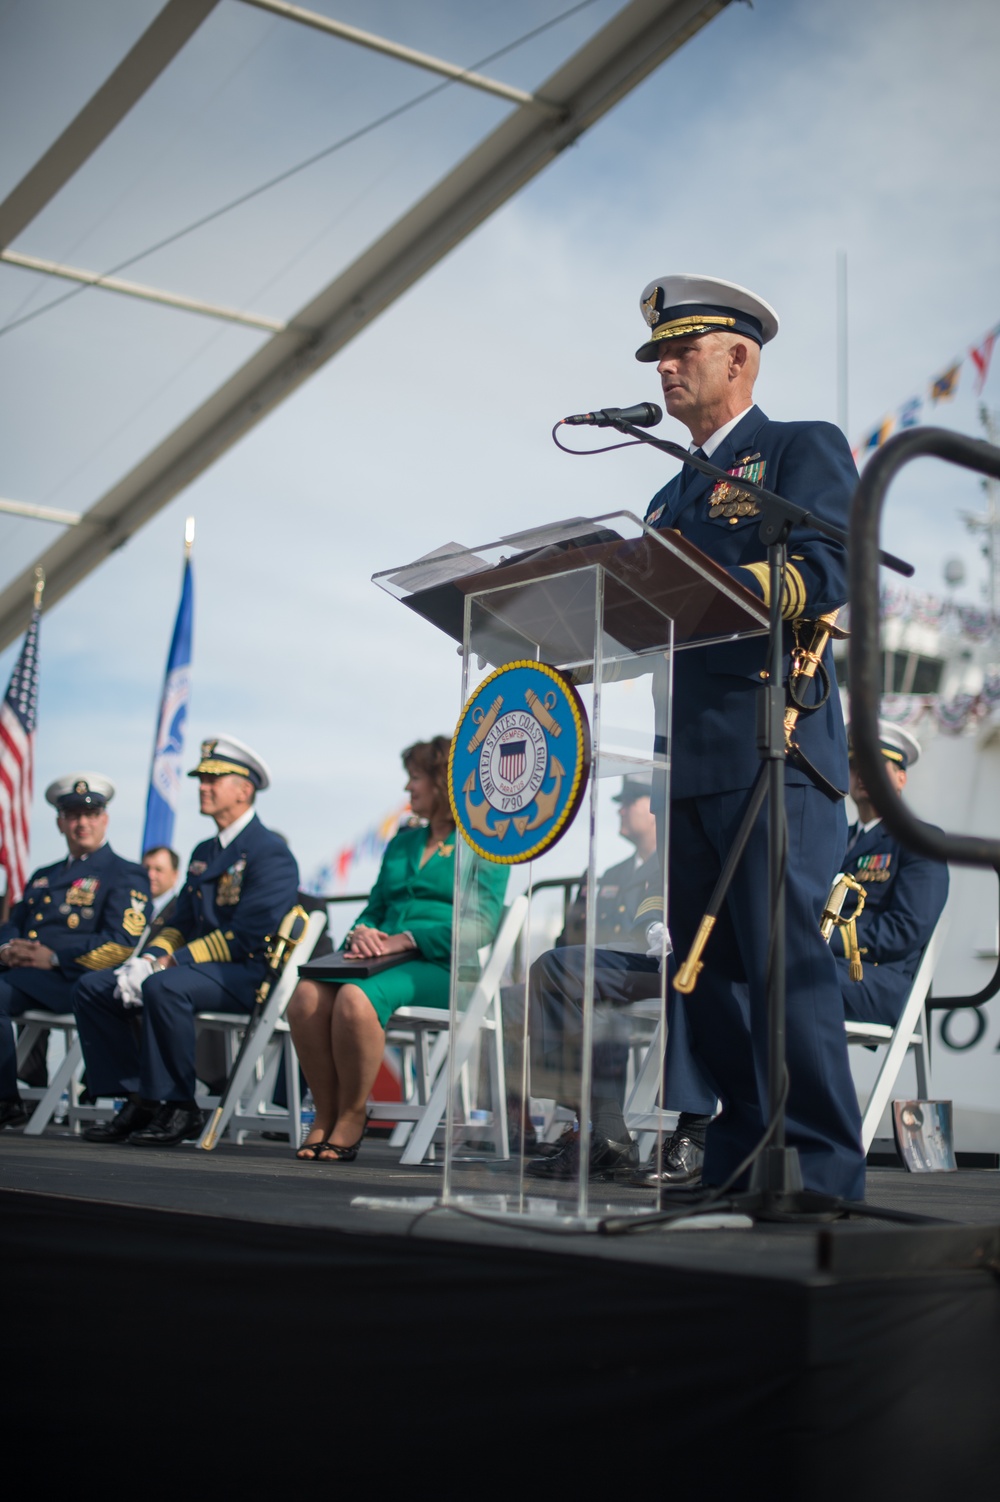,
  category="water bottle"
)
[299,1090,315,1146]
